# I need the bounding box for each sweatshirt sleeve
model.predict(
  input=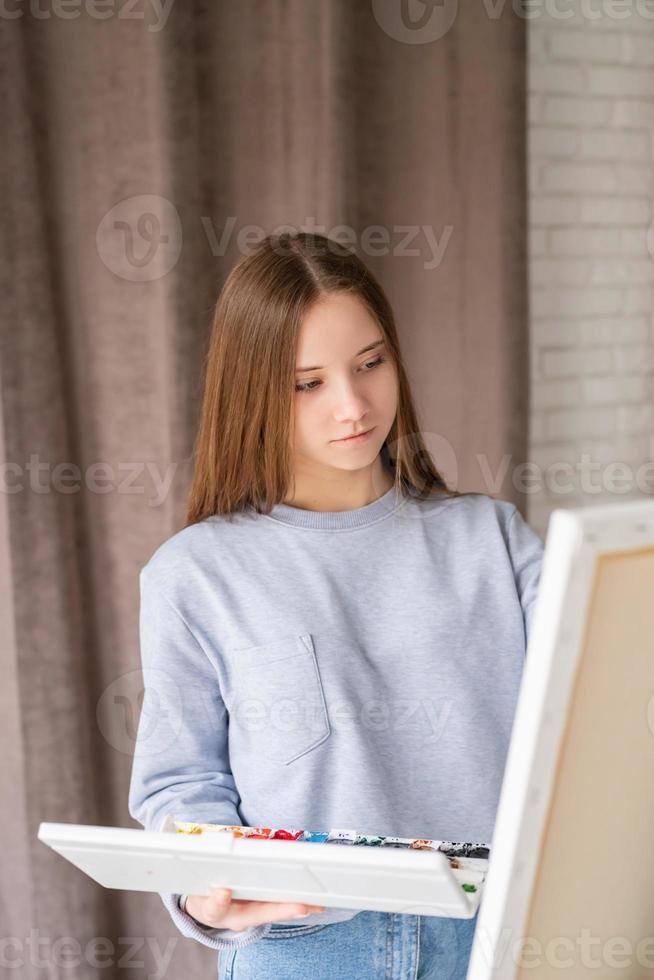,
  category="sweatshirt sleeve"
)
[507,506,545,649]
[127,566,272,951]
